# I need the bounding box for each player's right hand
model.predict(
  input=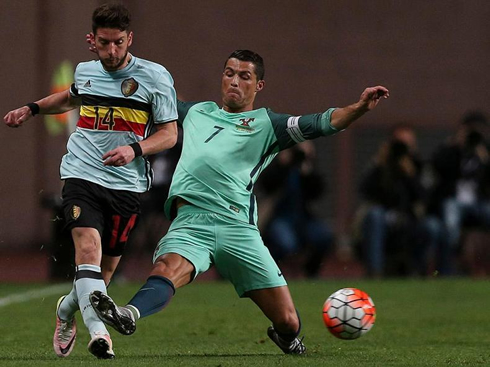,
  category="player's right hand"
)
[3,106,32,128]
[102,145,135,167]
[359,86,390,111]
